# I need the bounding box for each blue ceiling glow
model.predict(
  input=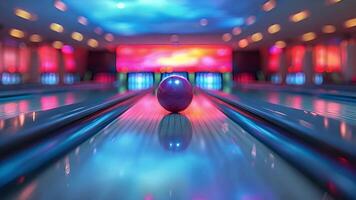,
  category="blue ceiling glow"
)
[62,0,264,35]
